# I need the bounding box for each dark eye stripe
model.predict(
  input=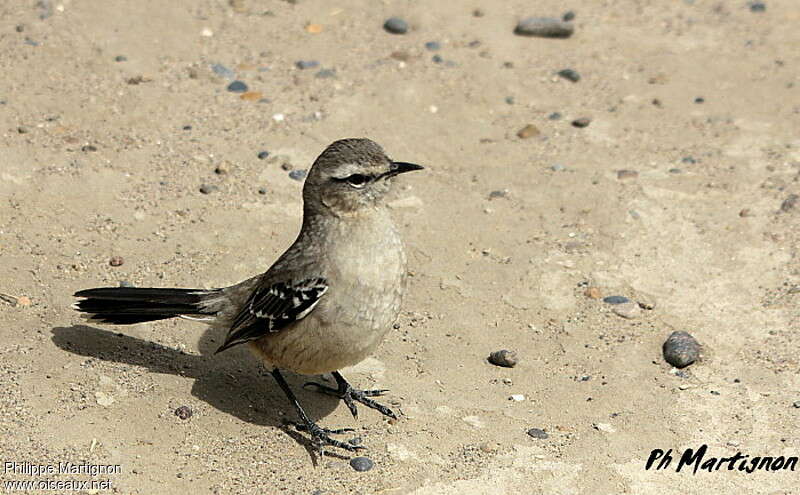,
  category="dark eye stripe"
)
[332,173,374,185]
